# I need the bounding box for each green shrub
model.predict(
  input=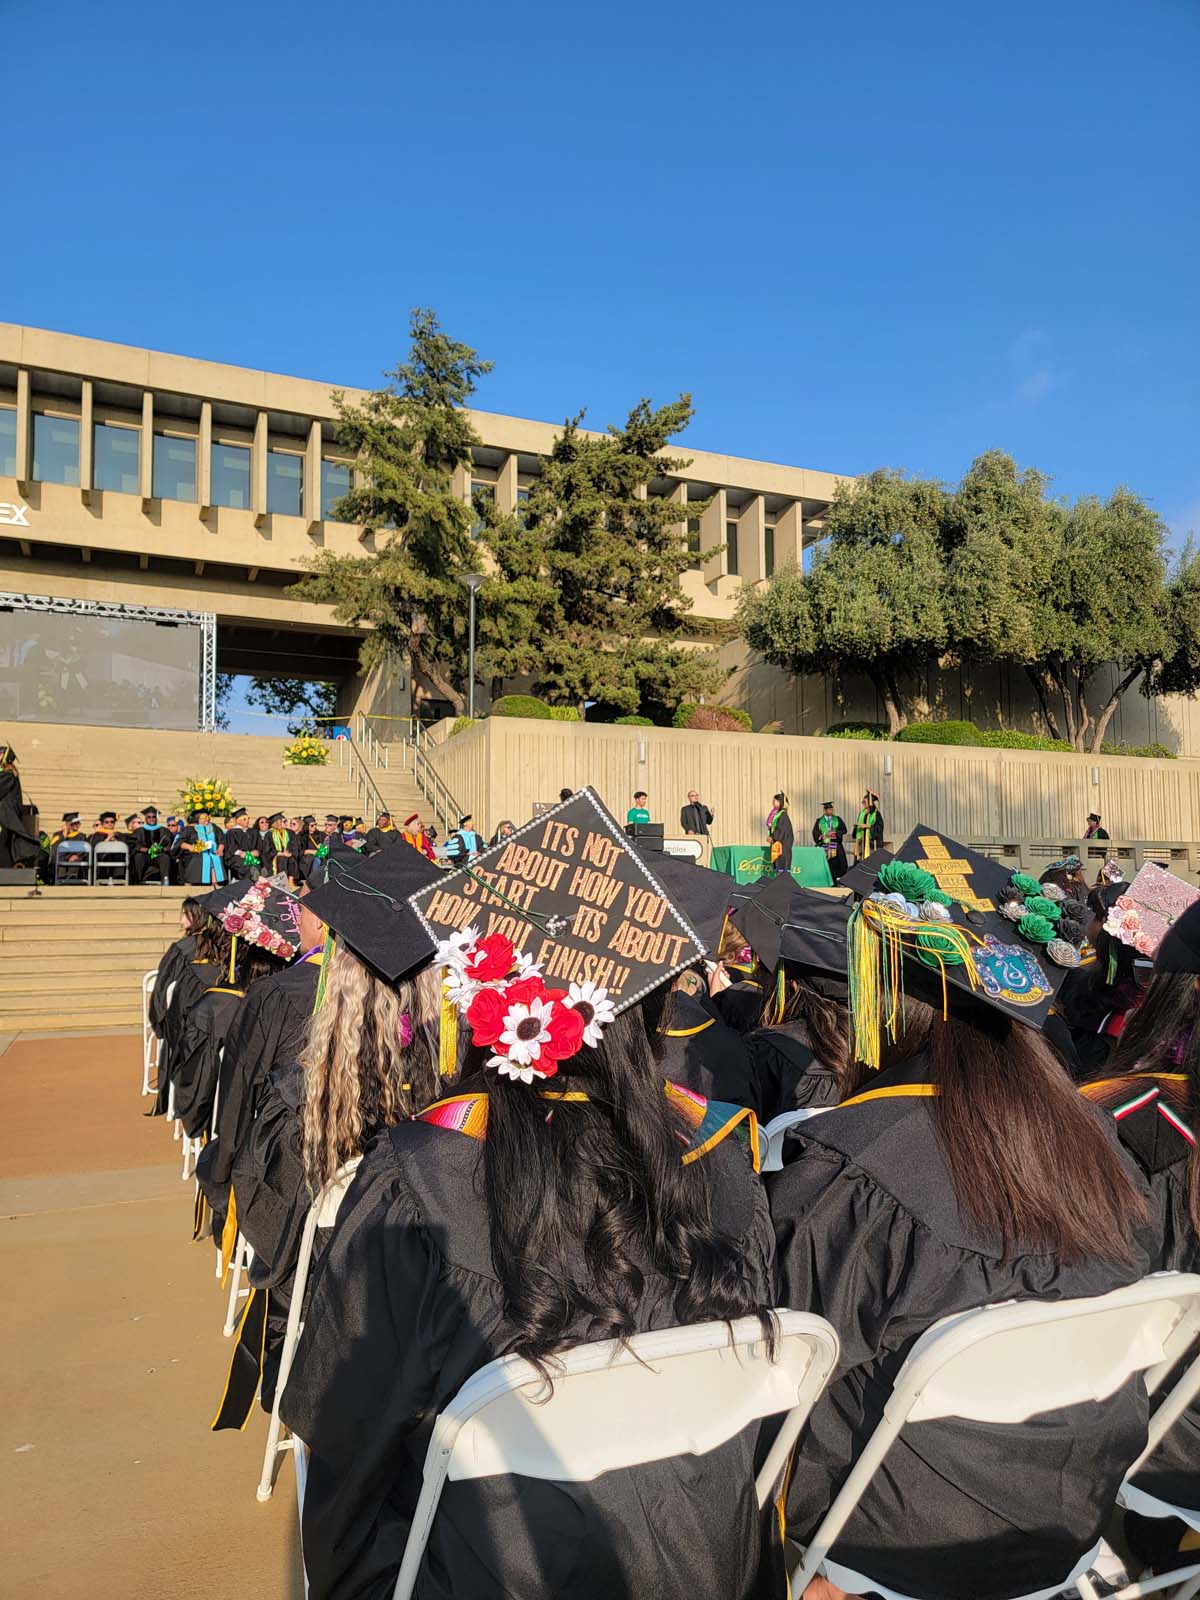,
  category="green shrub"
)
[547,705,582,721]
[673,702,752,731]
[1101,740,1176,759]
[685,706,751,732]
[977,729,1073,752]
[896,720,984,746]
[448,716,476,738]
[614,714,653,725]
[491,694,554,720]
[825,721,889,740]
